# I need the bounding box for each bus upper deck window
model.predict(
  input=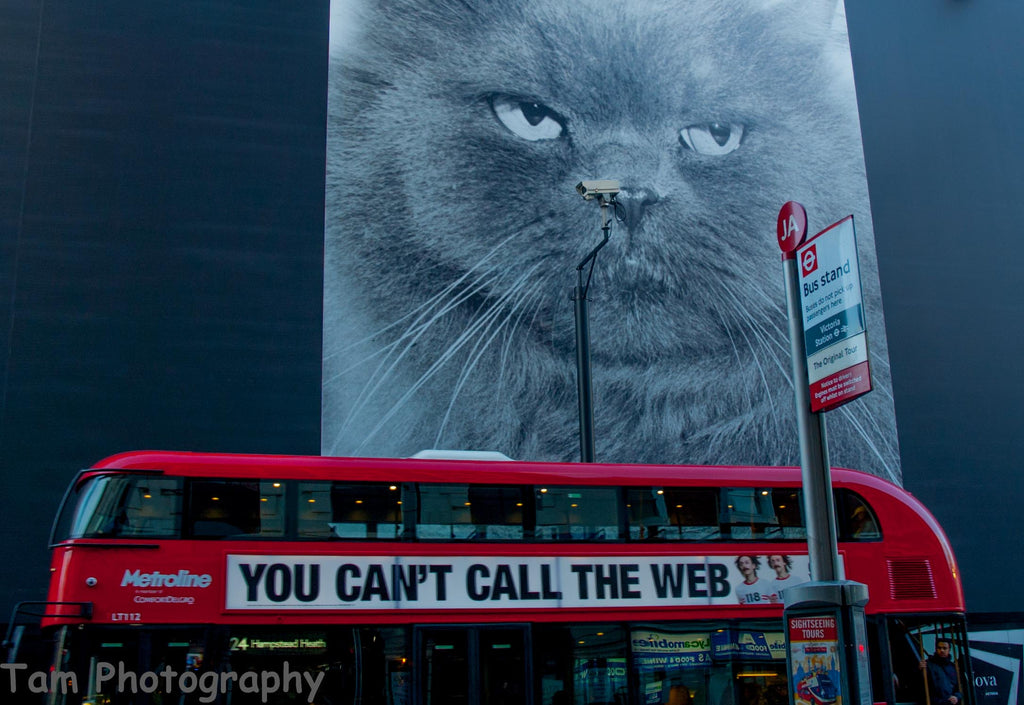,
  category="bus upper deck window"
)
[626,488,719,541]
[663,488,720,540]
[297,482,404,540]
[721,488,778,539]
[767,489,805,540]
[625,487,666,540]
[66,475,182,539]
[415,484,525,540]
[838,491,881,540]
[188,480,284,539]
[535,486,619,541]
